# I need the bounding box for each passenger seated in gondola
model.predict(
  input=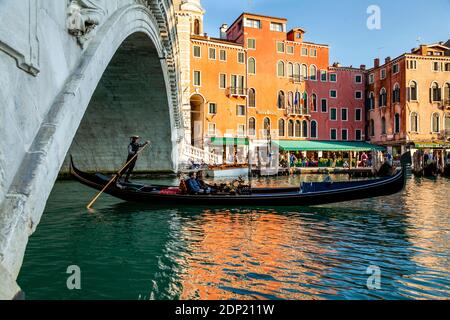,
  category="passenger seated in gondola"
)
[186,172,210,194]
[196,171,214,193]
